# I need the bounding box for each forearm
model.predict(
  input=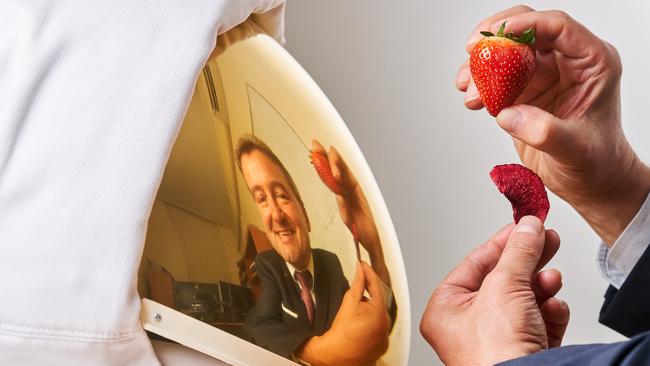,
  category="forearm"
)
[296,336,356,366]
[296,330,385,366]
[366,236,391,288]
[369,254,391,288]
[572,153,650,246]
